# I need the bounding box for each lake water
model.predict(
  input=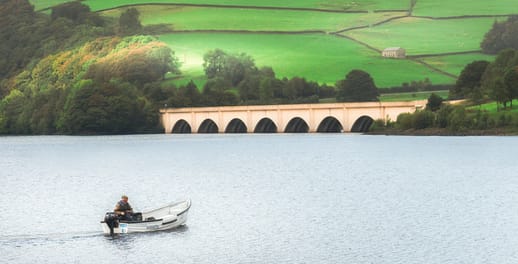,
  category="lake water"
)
[1,134,517,263]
